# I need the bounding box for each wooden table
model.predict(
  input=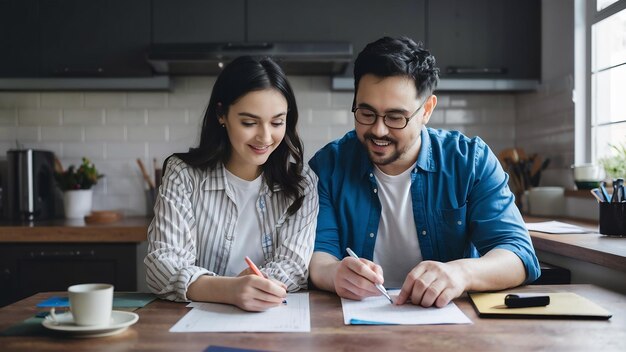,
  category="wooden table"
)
[0,216,150,243]
[525,216,626,273]
[1,285,624,351]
